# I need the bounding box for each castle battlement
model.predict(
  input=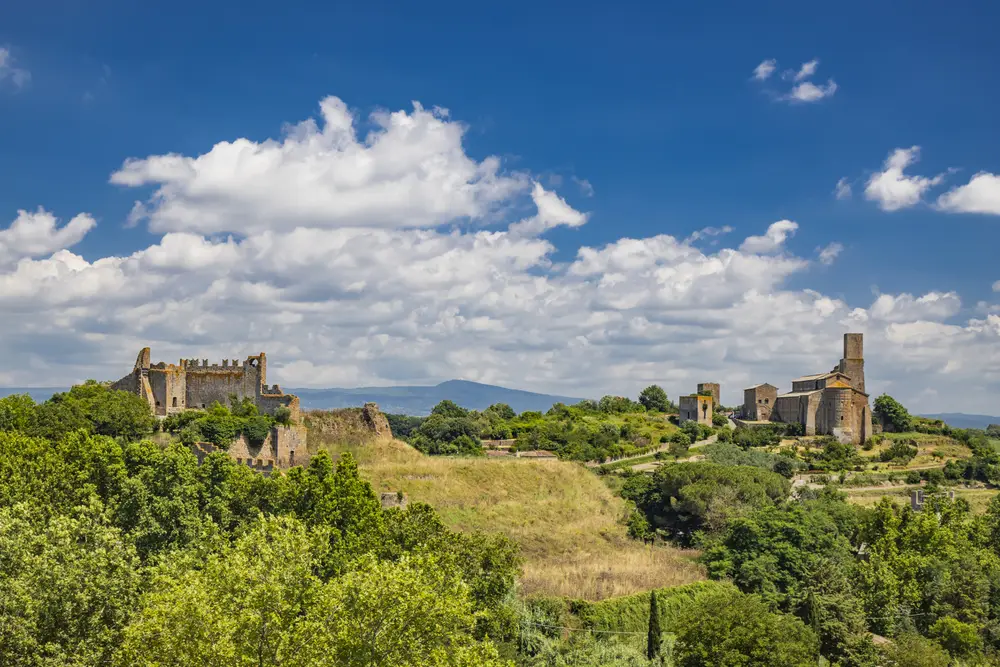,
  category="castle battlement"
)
[111,347,299,420]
